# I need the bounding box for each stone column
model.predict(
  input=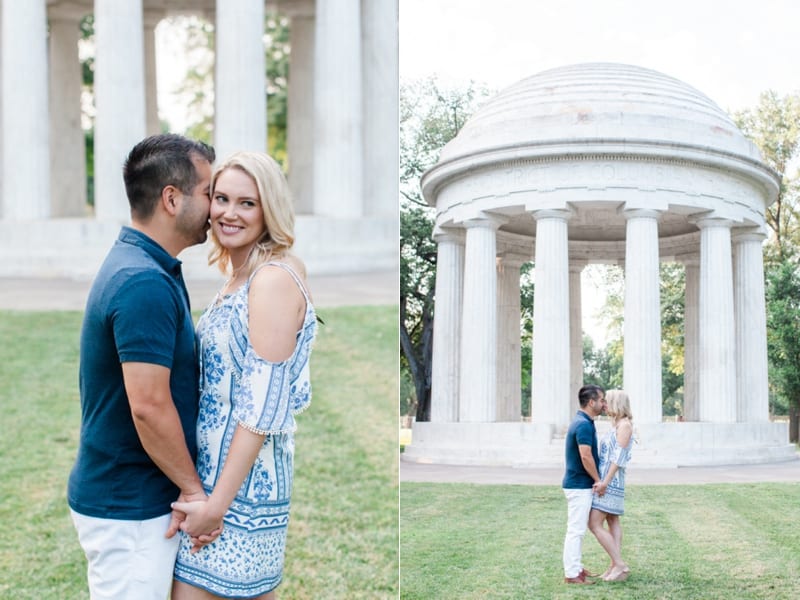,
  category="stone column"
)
[313,0,363,217]
[531,209,571,429]
[683,259,700,421]
[48,9,87,217]
[0,4,3,218]
[2,0,50,219]
[496,255,524,422]
[697,217,736,422]
[94,0,146,220]
[143,10,162,136]
[459,218,500,422]
[362,0,398,217]
[623,209,663,424]
[569,261,586,417]
[215,0,266,160]
[286,10,314,214]
[733,230,769,422]
[430,231,464,423]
